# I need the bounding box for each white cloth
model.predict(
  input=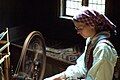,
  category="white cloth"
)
[65,33,118,80]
